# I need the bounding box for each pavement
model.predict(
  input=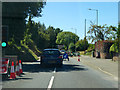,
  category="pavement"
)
[72,55,118,81]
